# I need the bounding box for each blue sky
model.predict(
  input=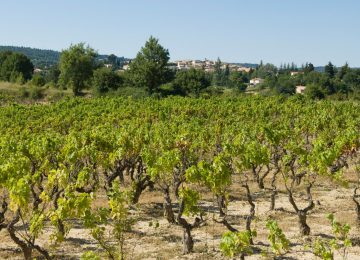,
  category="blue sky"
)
[1,0,359,66]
